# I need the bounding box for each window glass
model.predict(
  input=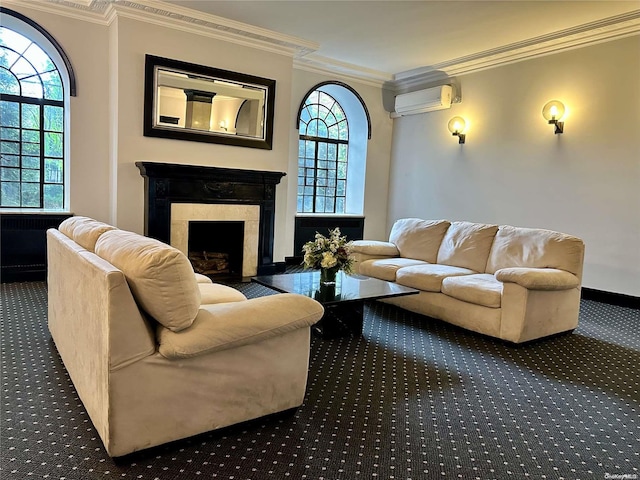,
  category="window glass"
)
[296,91,348,214]
[0,25,66,209]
